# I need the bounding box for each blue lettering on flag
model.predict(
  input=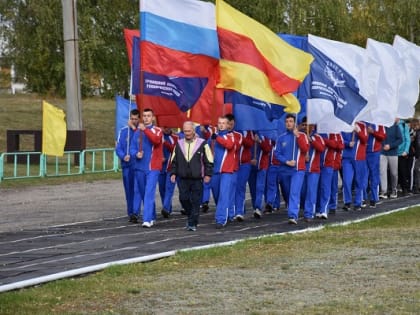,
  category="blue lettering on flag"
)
[143,72,208,112]
[308,44,367,125]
